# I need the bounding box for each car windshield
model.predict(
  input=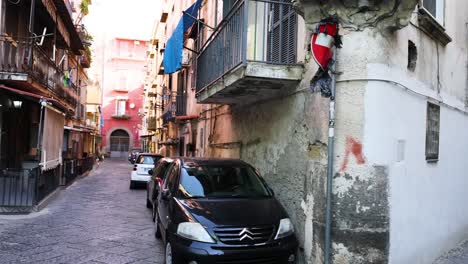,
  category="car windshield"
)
[137,155,160,165]
[178,165,272,198]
